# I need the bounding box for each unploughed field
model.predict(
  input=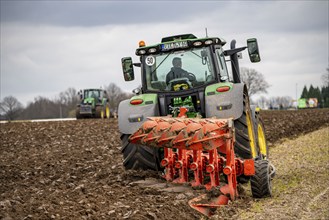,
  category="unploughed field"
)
[1,109,328,220]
